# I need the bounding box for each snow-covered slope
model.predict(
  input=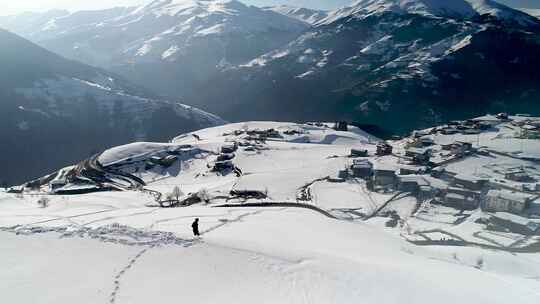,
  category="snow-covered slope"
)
[0,0,308,99]
[319,0,540,27]
[2,118,540,303]
[0,28,224,186]
[263,5,329,25]
[519,8,540,19]
[0,9,69,37]
[191,0,540,131]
